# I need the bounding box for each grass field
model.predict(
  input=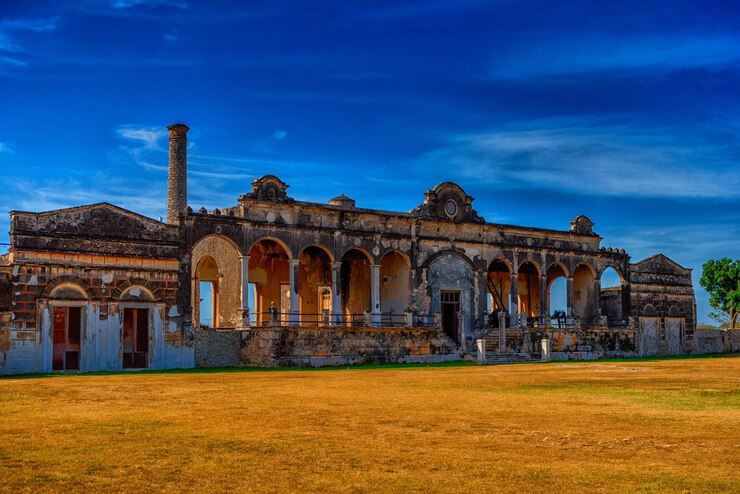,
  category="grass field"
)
[1,356,739,493]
